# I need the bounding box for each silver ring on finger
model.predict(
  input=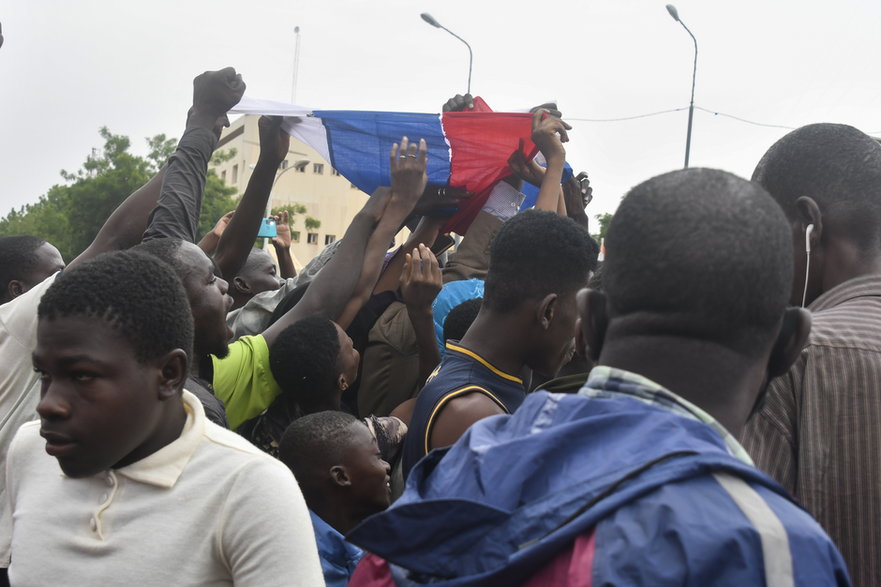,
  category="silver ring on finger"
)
[407,154,417,158]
